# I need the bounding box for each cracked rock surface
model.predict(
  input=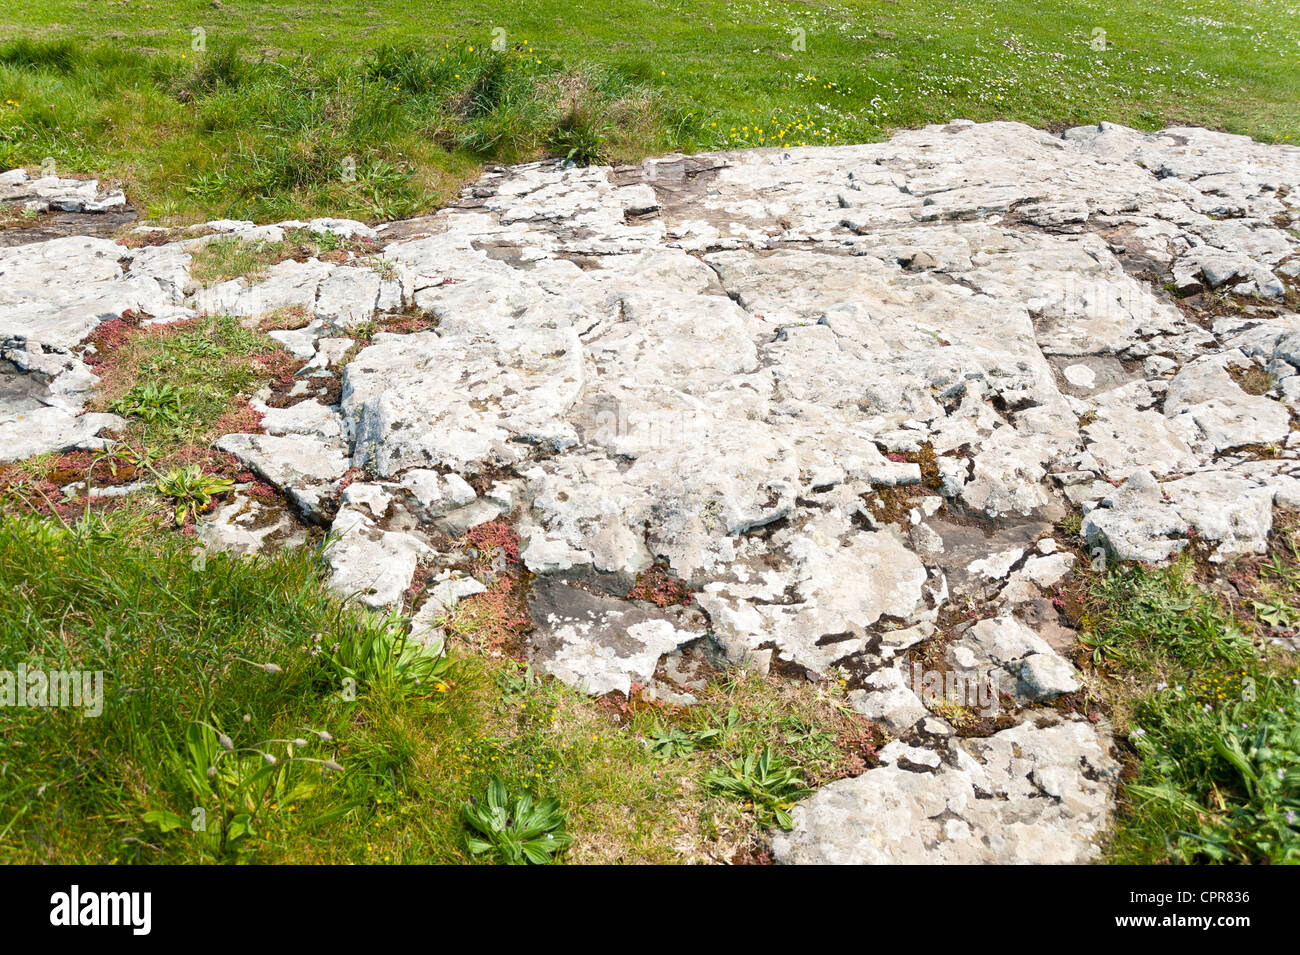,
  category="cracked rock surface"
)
[3,120,1300,863]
